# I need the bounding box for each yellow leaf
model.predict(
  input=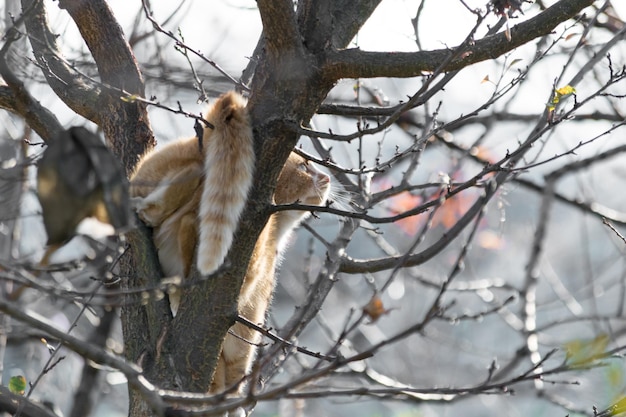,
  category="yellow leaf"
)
[40,337,56,353]
[555,85,576,96]
[610,396,626,415]
[120,94,138,103]
[563,334,609,365]
[607,363,623,388]
[547,85,576,111]
[507,58,523,69]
